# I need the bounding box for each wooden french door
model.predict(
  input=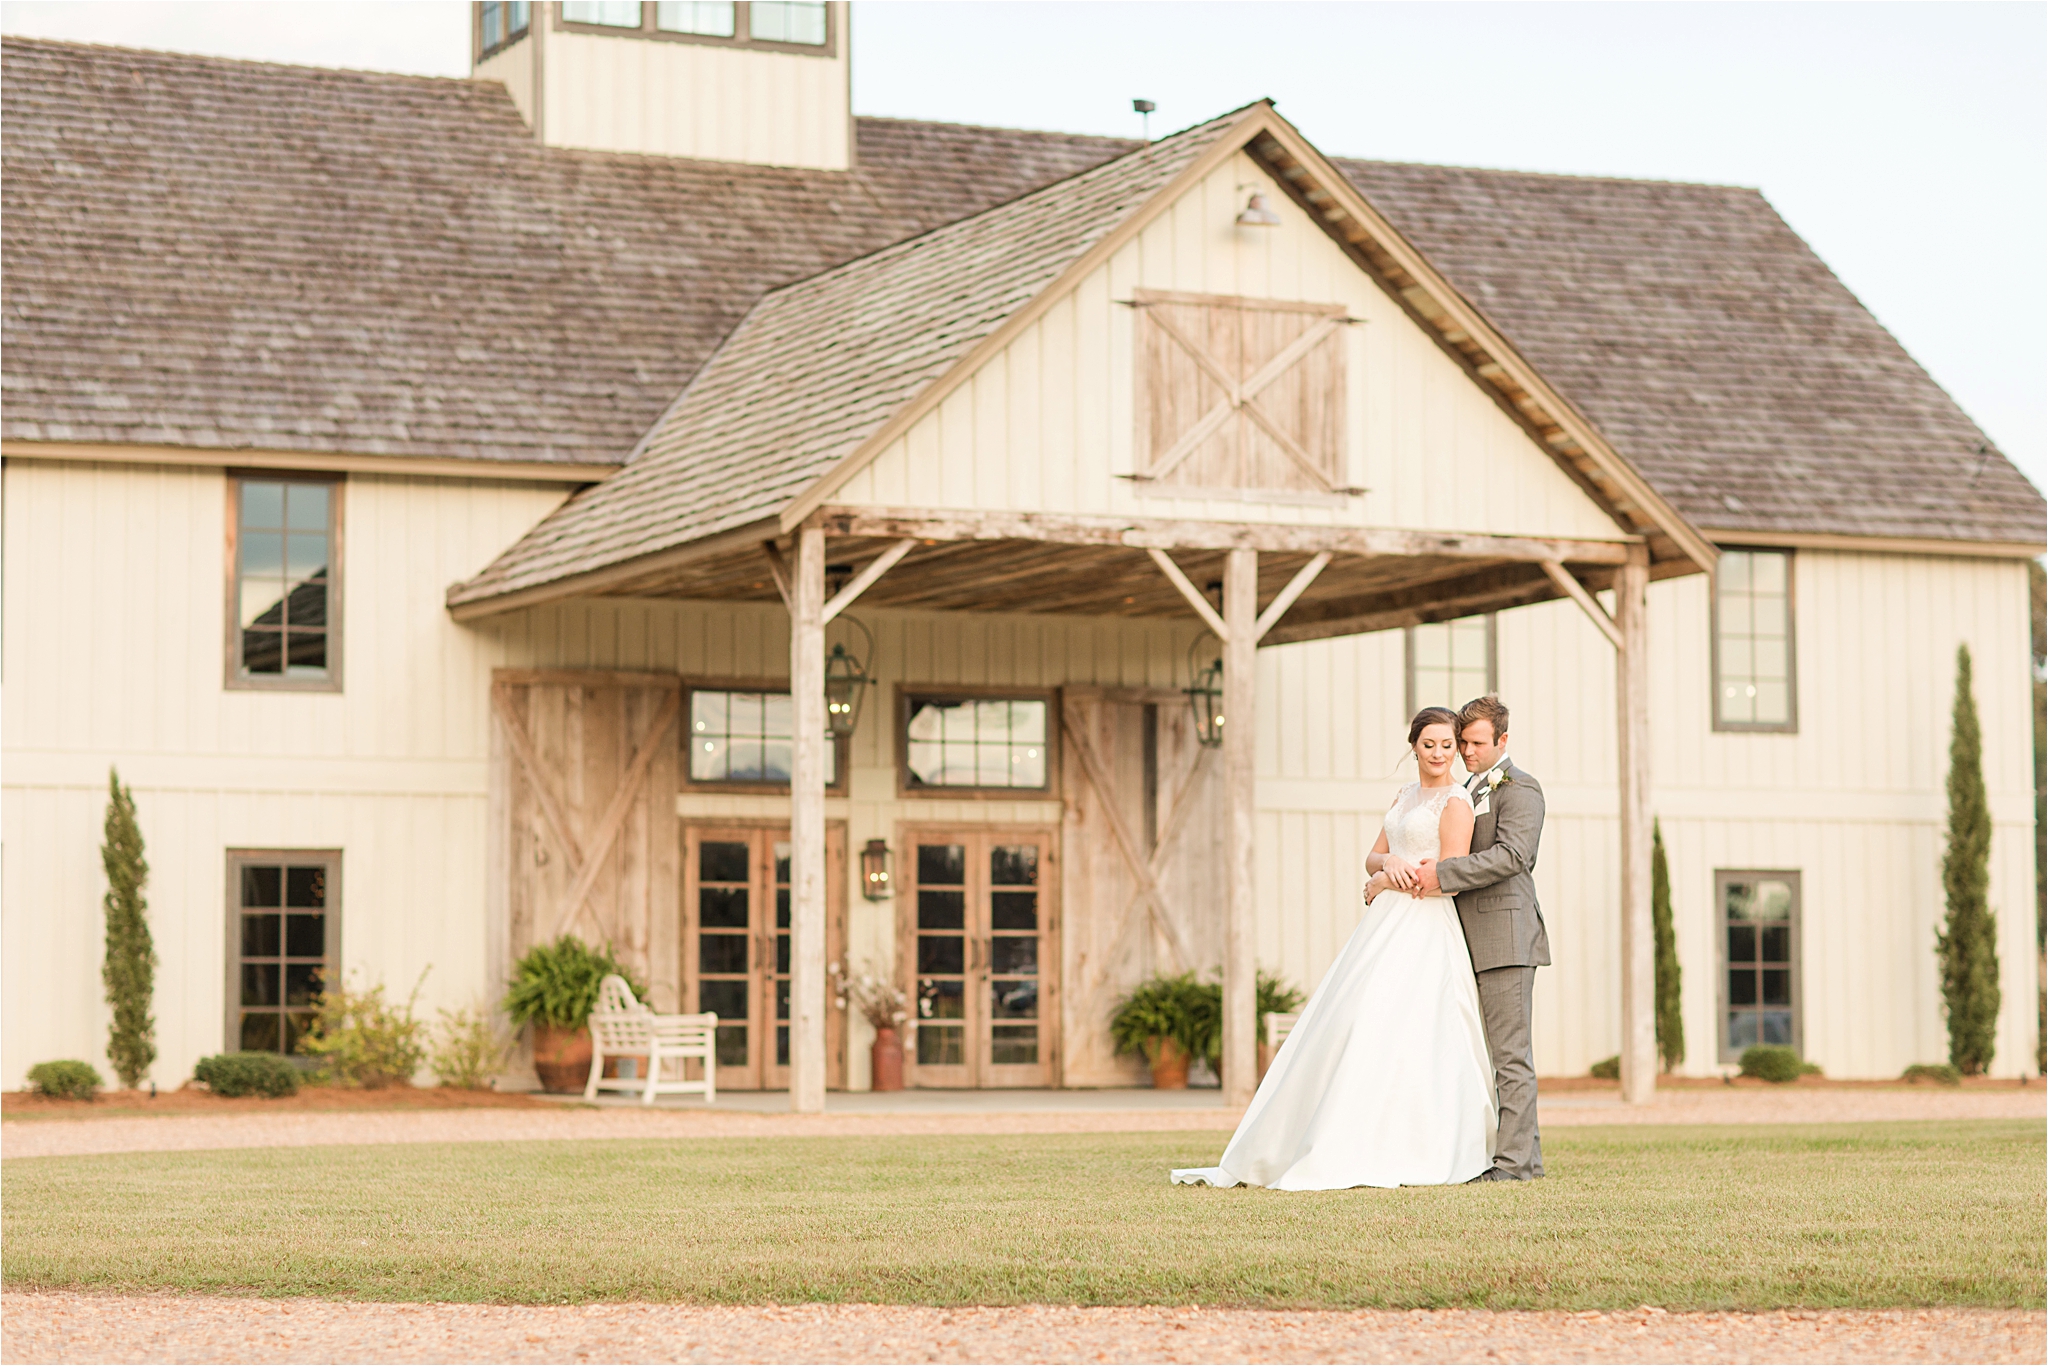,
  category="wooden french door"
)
[900,827,1058,1088]
[681,823,846,1091]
